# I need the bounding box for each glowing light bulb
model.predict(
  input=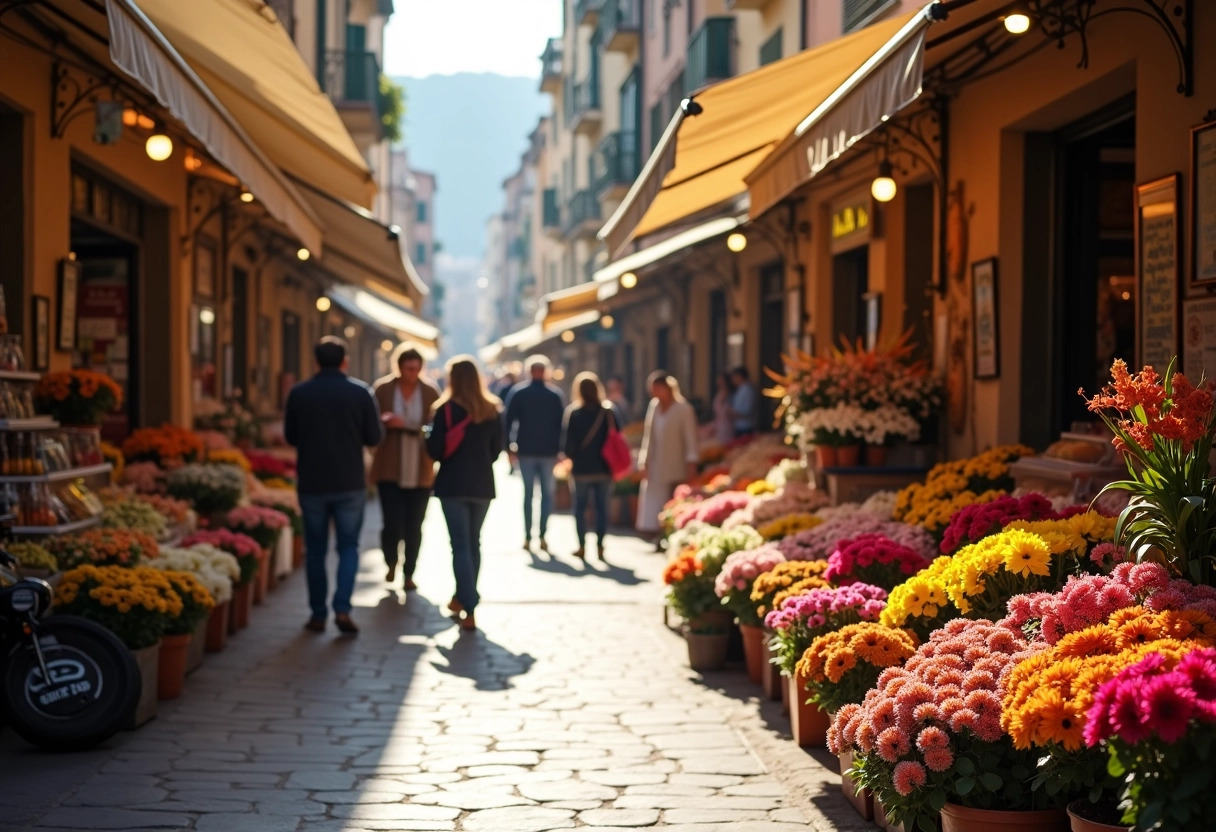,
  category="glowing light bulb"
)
[343,325,357,338]
[316,297,331,312]
[601,314,615,329]
[145,132,173,161]
[620,272,638,289]
[381,339,394,351]
[726,232,747,253]
[871,160,897,203]
[199,307,216,325]
[239,189,255,203]
[1004,12,1031,34]
[297,248,311,261]
[561,330,575,343]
